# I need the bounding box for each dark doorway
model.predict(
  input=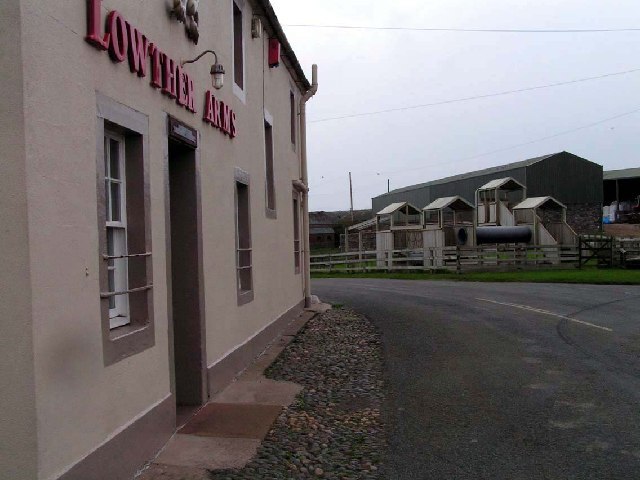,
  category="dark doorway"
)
[168,137,206,415]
